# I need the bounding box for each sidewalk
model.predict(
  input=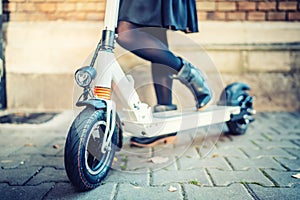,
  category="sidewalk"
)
[0,111,299,200]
